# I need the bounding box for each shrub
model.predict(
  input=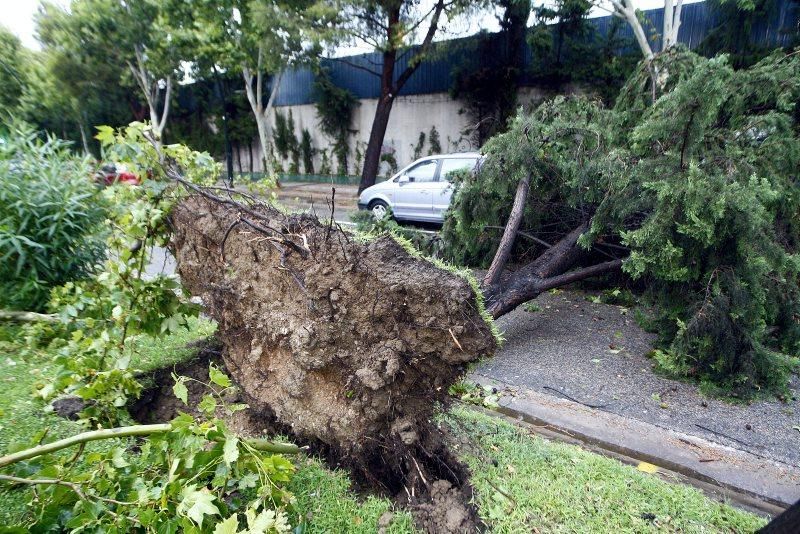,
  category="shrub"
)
[0,125,107,311]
